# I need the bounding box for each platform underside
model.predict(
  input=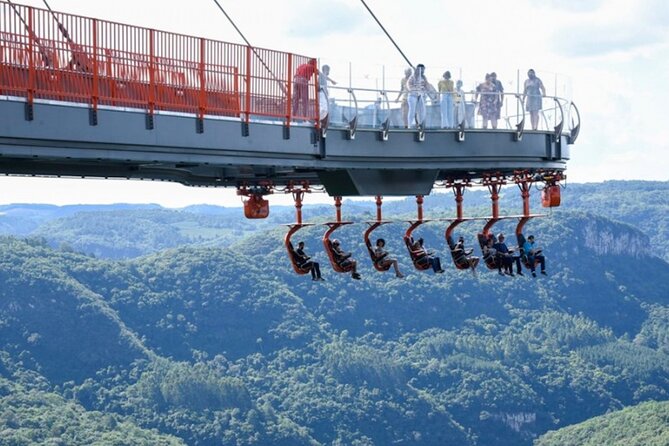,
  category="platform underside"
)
[0,99,570,196]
